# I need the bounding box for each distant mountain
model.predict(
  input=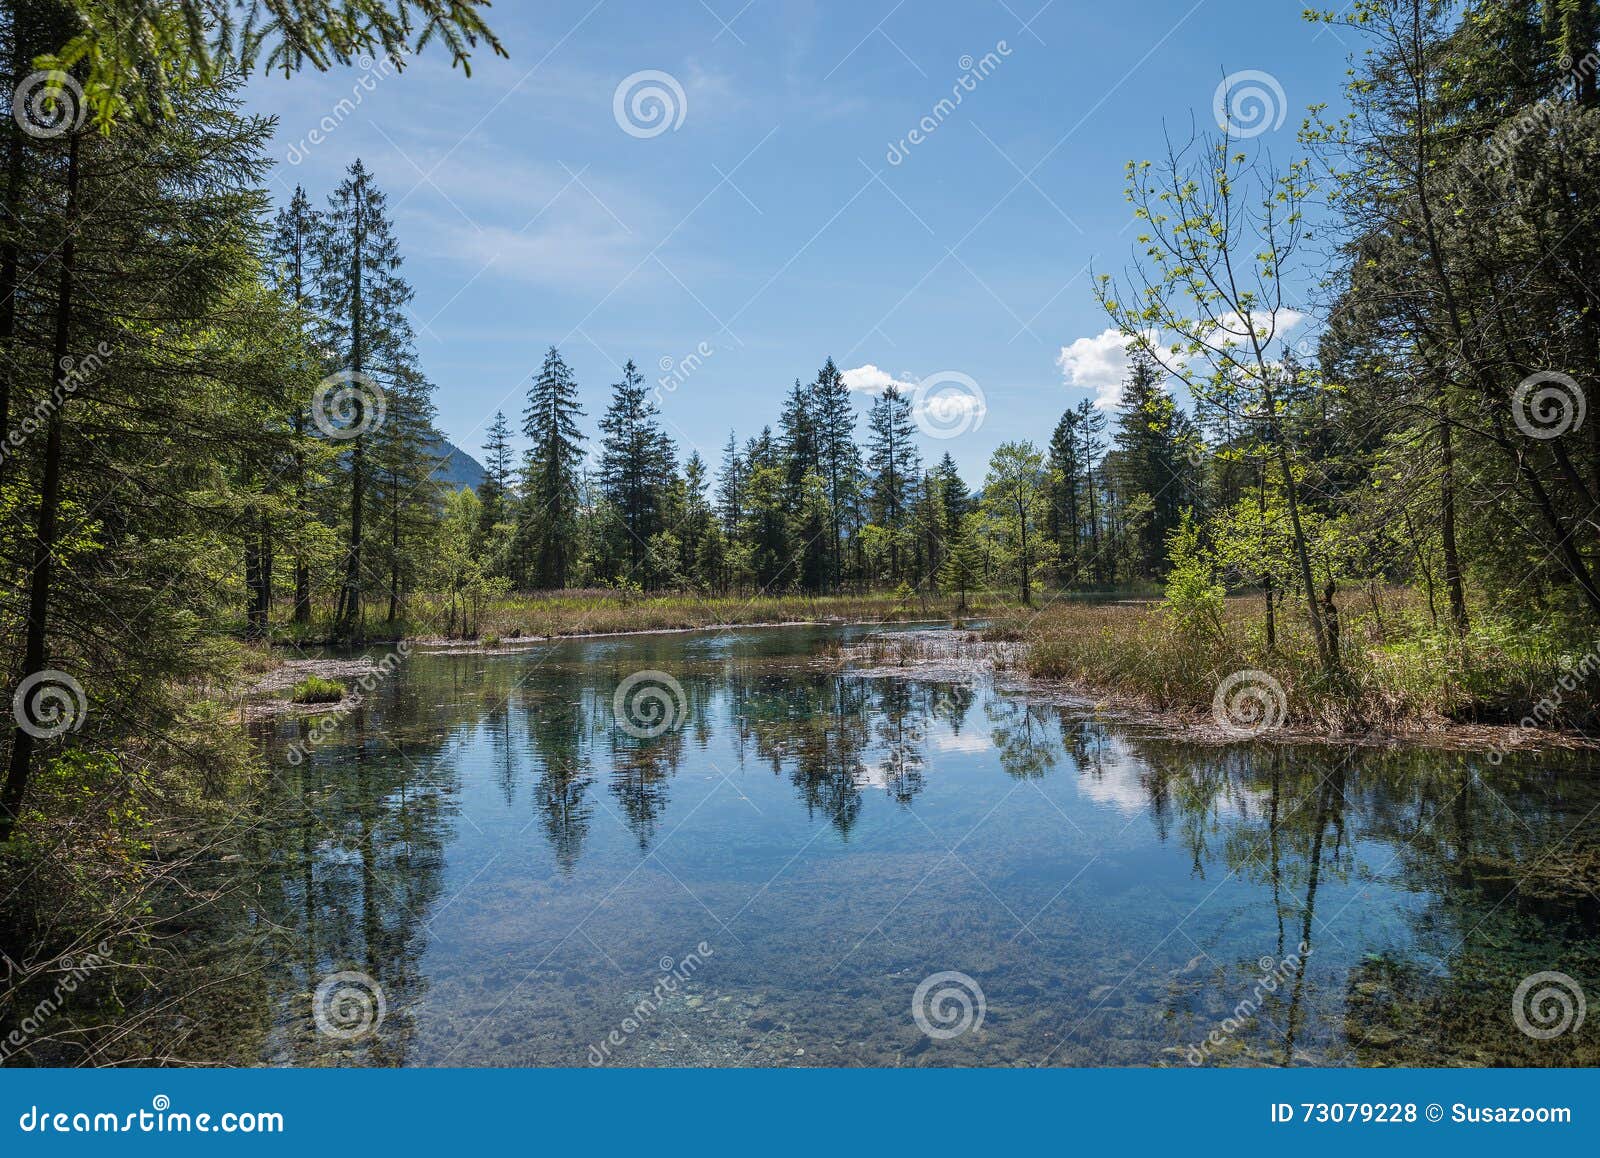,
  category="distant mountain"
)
[428,436,488,492]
